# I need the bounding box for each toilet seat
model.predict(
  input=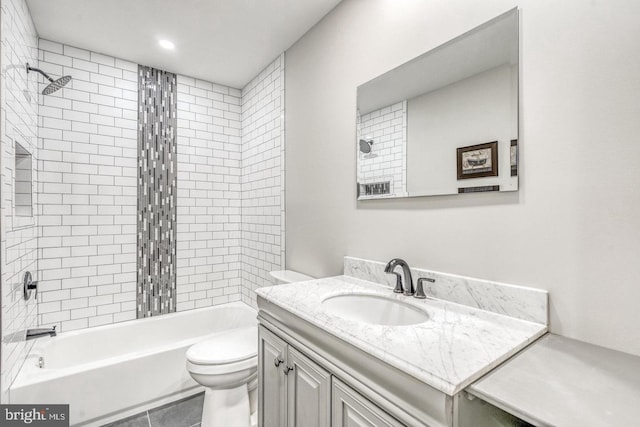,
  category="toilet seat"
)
[186,327,257,375]
[186,358,256,375]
